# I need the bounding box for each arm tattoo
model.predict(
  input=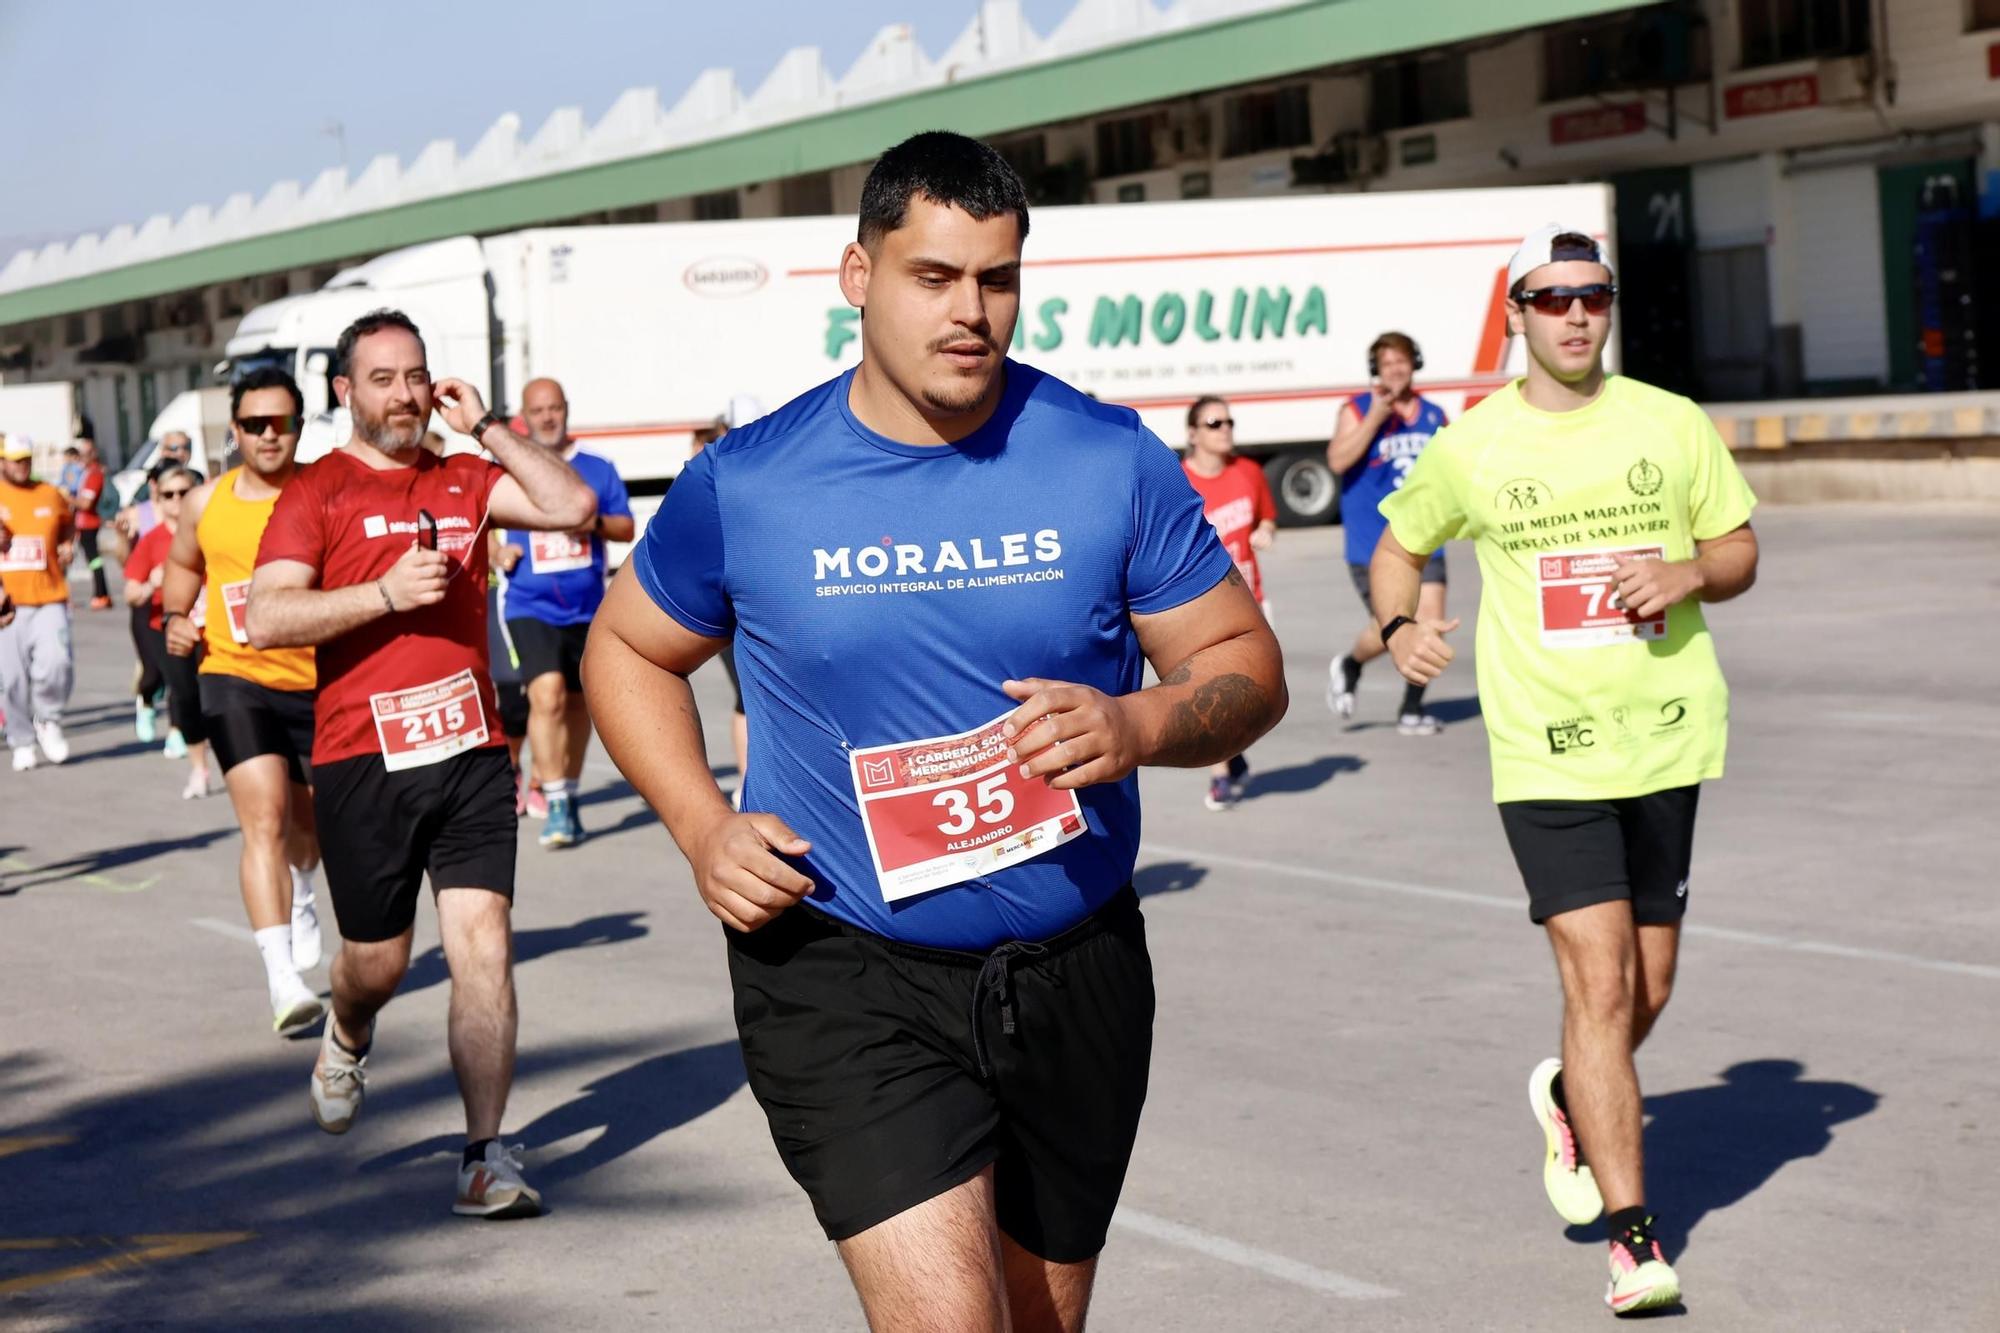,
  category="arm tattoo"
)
[1157,658,1193,687]
[1222,567,1246,588]
[1153,672,1269,766]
